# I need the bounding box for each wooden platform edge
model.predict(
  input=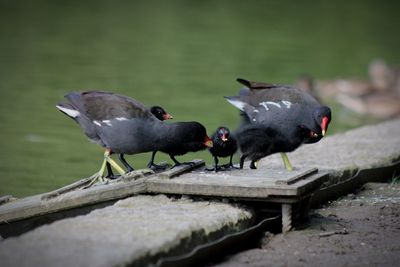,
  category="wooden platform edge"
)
[0,178,148,224]
[275,167,318,185]
[158,159,205,179]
